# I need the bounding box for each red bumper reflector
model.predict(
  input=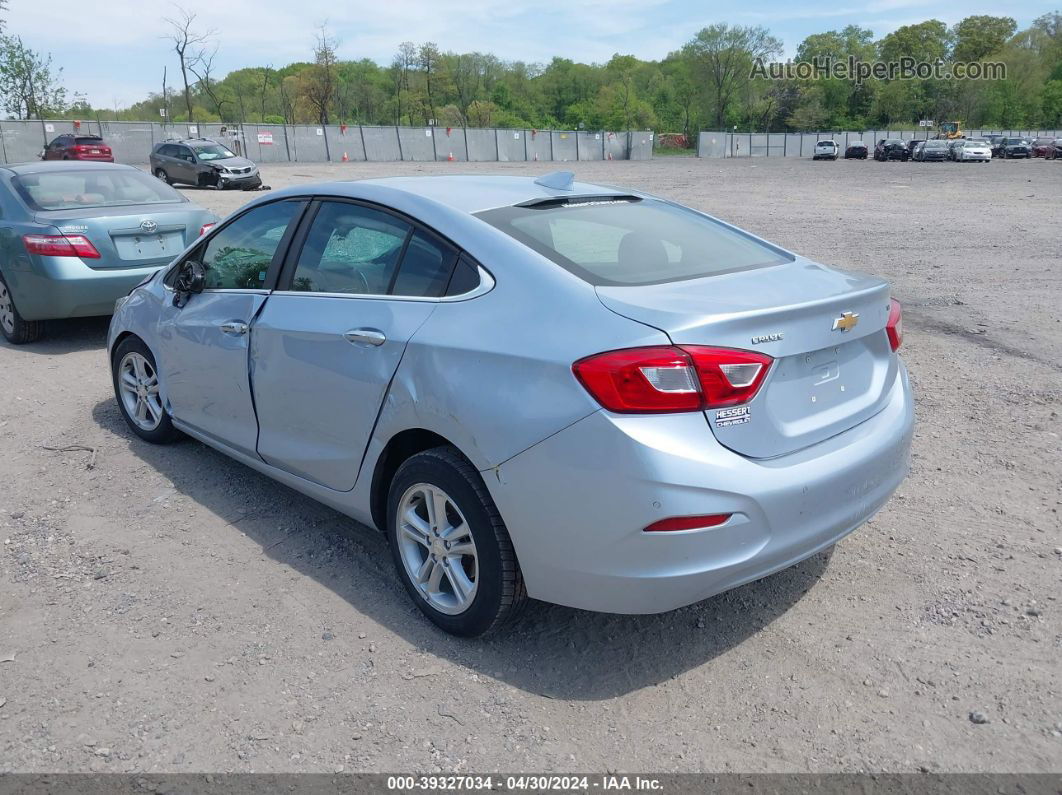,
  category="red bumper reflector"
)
[644,514,732,533]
